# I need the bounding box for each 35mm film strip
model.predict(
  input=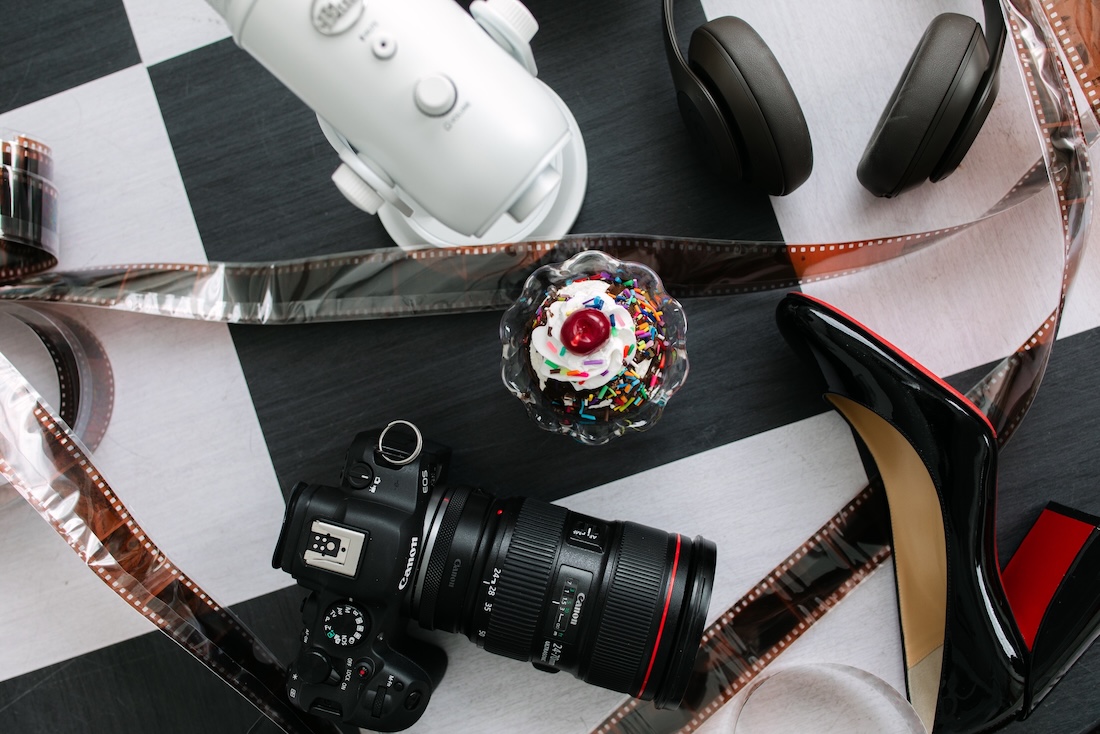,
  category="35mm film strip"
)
[0,0,1092,732]
[0,353,341,734]
[0,136,108,509]
[0,135,59,282]
[0,305,113,449]
[0,159,1049,323]
[1049,0,1100,126]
